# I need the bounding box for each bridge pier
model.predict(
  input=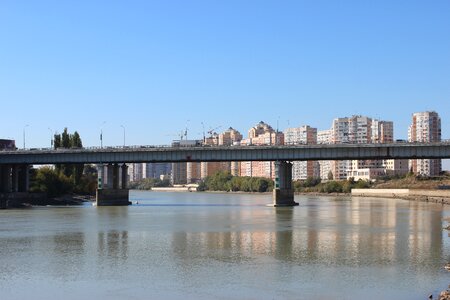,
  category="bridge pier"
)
[271,161,298,207]
[0,164,33,208]
[121,164,128,189]
[0,165,12,193]
[95,163,130,206]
